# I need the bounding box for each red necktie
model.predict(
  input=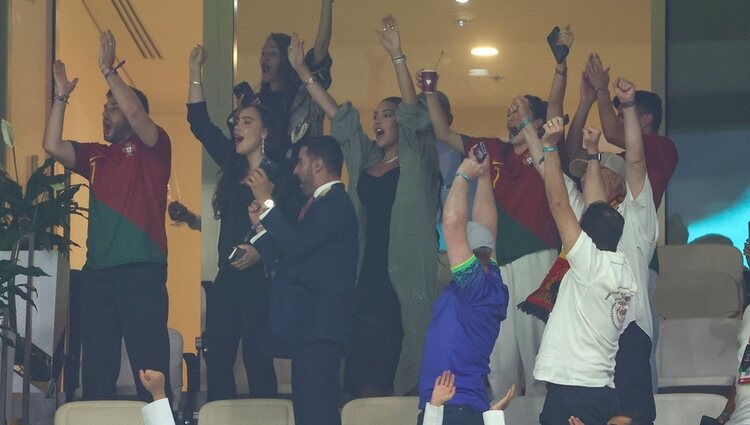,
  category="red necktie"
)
[297,196,315,222]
